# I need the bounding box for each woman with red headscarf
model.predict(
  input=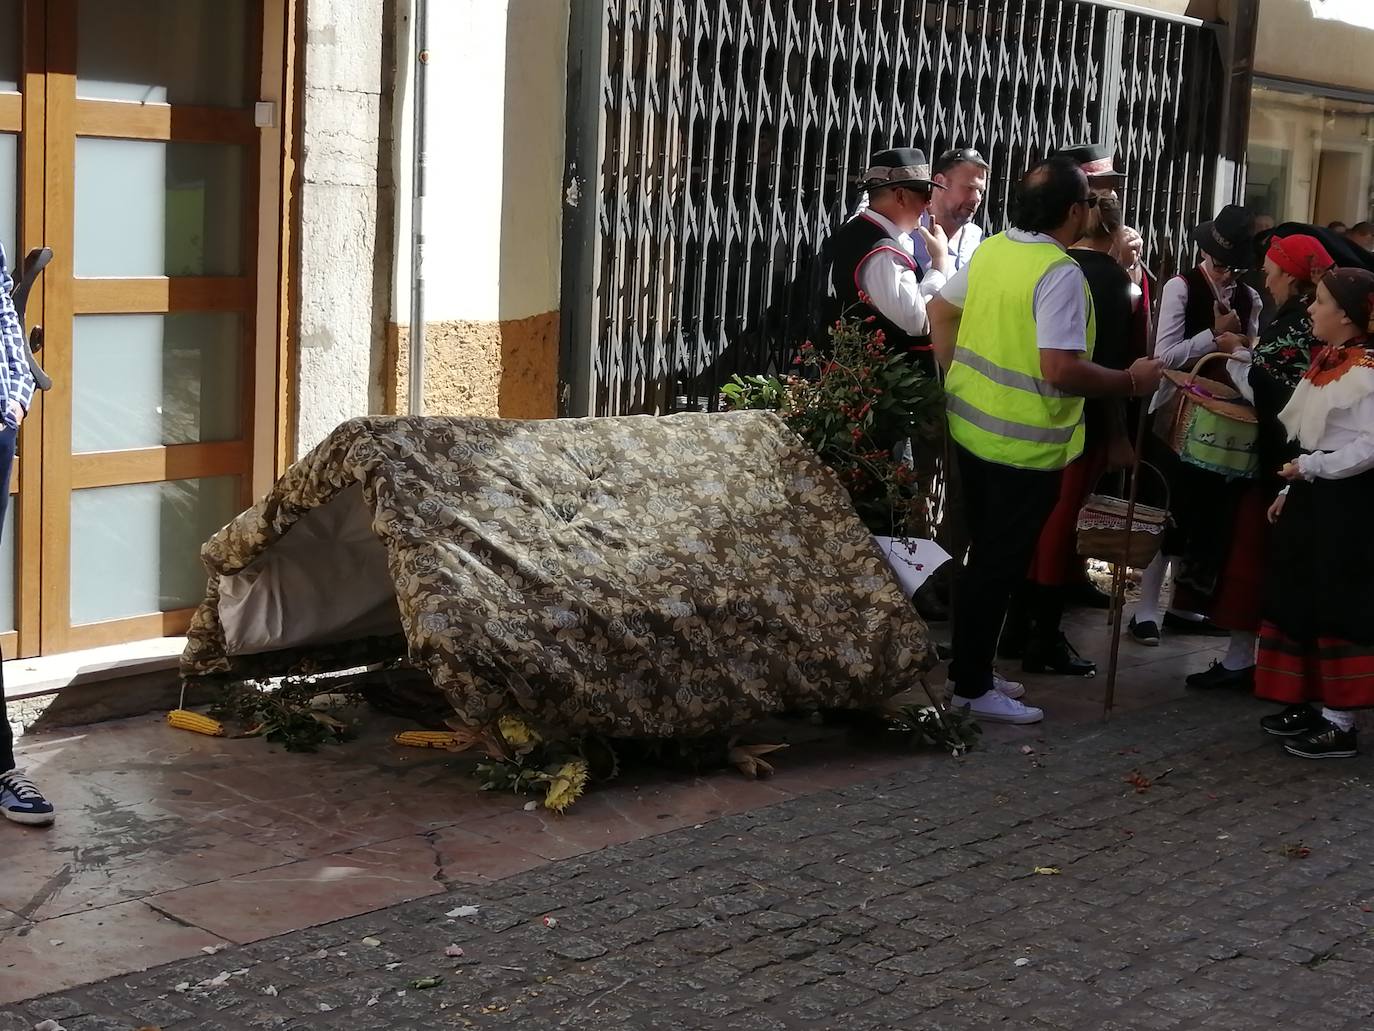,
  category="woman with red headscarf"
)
[1184,234,1334,690]
[1256,268,1374,758]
